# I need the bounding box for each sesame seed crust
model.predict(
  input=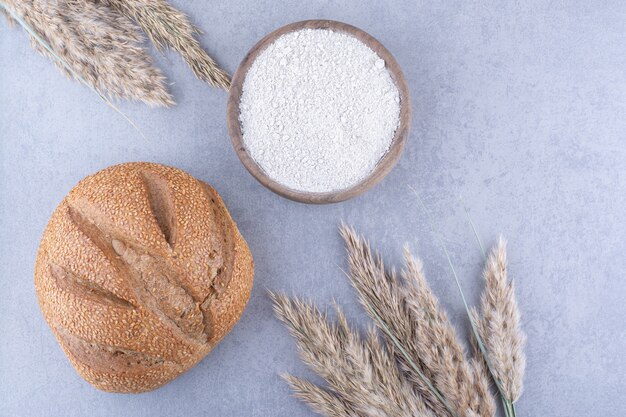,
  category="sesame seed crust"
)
[34,162,254,393]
